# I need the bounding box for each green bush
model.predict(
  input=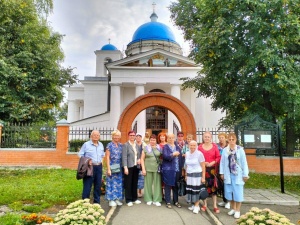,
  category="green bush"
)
[0,213,22,225]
